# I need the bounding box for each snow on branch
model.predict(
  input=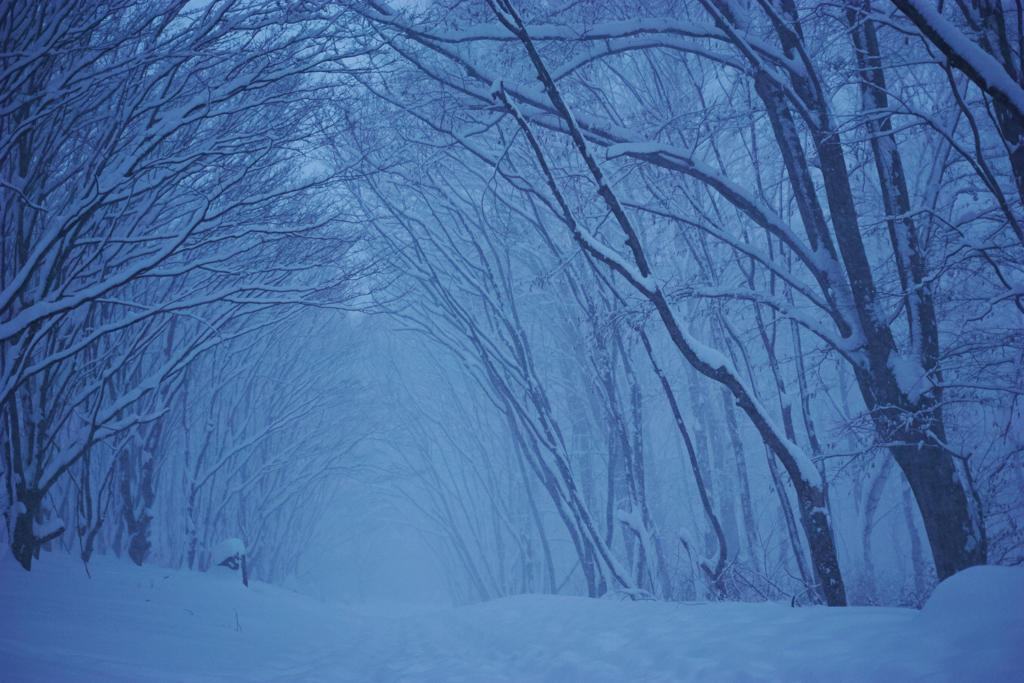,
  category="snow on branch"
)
[892,0,1024,121]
